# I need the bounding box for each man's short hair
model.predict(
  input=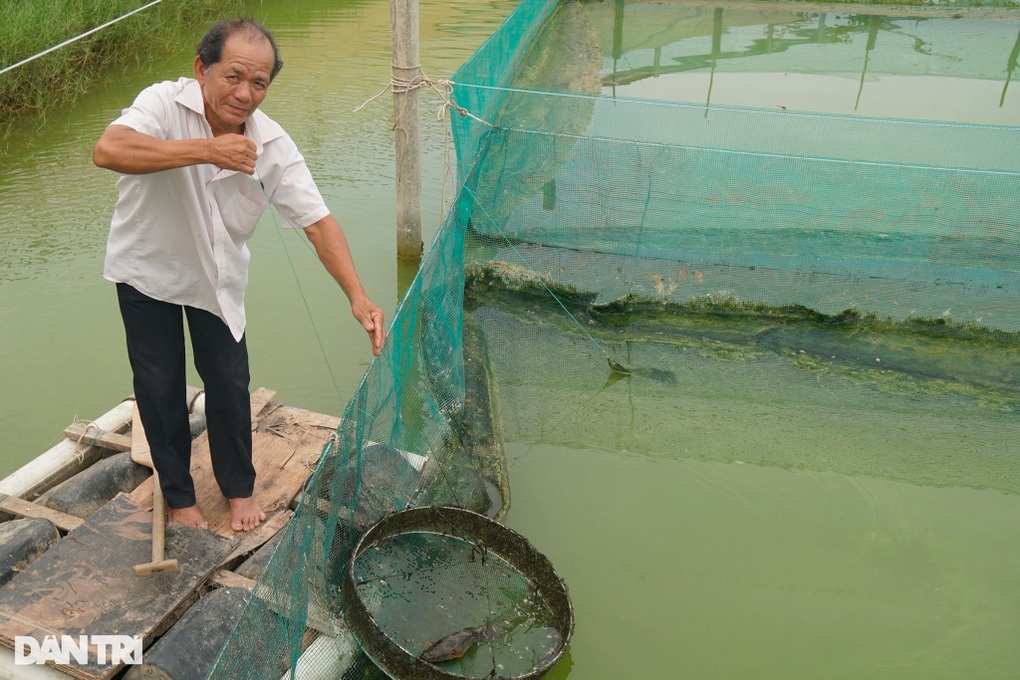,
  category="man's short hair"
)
[196,19,283,82]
